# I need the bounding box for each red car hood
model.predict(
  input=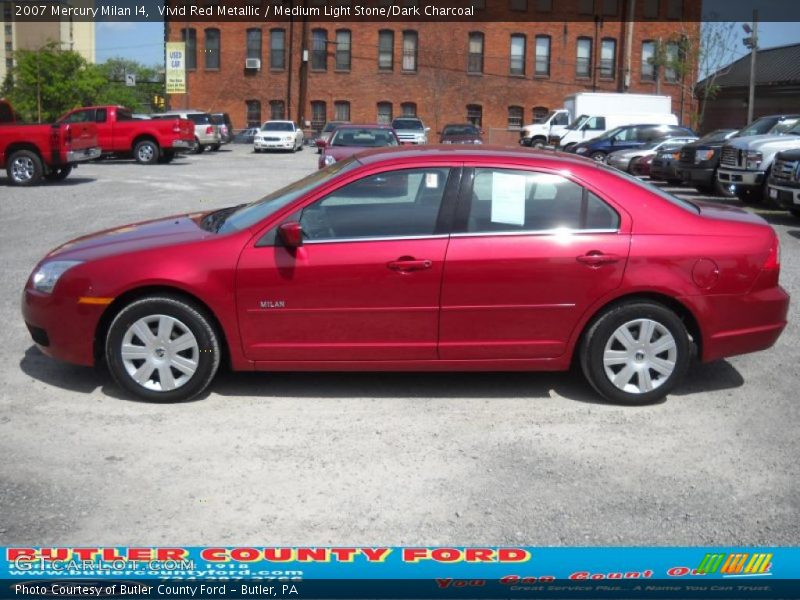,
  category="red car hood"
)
[45,213,212,262]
